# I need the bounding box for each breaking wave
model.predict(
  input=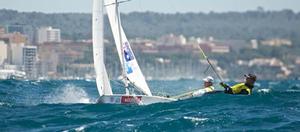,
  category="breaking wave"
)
[44,84,93,104]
